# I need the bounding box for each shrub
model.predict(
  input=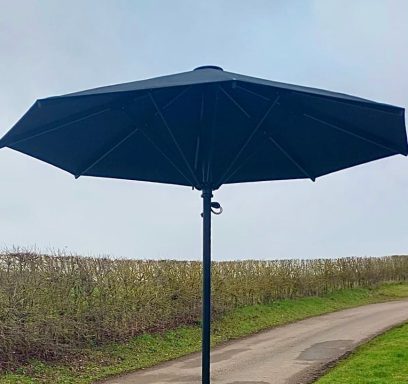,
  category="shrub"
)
[0,250,407,369]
